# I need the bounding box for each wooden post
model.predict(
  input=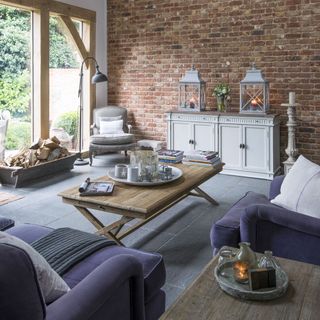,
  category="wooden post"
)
[33,3,50,140]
